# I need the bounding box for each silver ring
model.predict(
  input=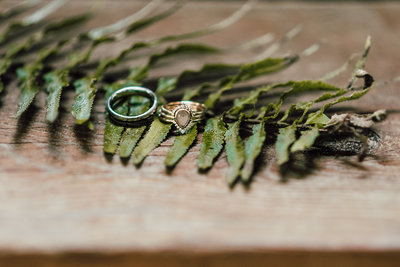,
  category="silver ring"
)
[107,86,157,122]
[158,101,206,134]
